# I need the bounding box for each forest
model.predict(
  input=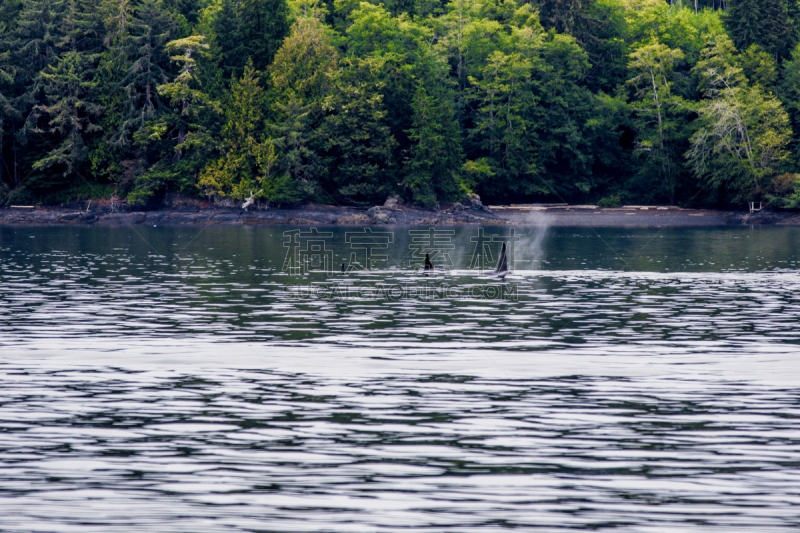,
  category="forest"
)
[3,0,800,209]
